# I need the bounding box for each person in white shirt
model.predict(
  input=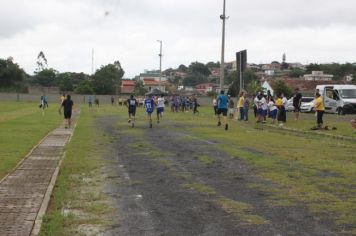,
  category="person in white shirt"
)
[261,95,268,123]
[267,98,278,124]
[156,94,165,123]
